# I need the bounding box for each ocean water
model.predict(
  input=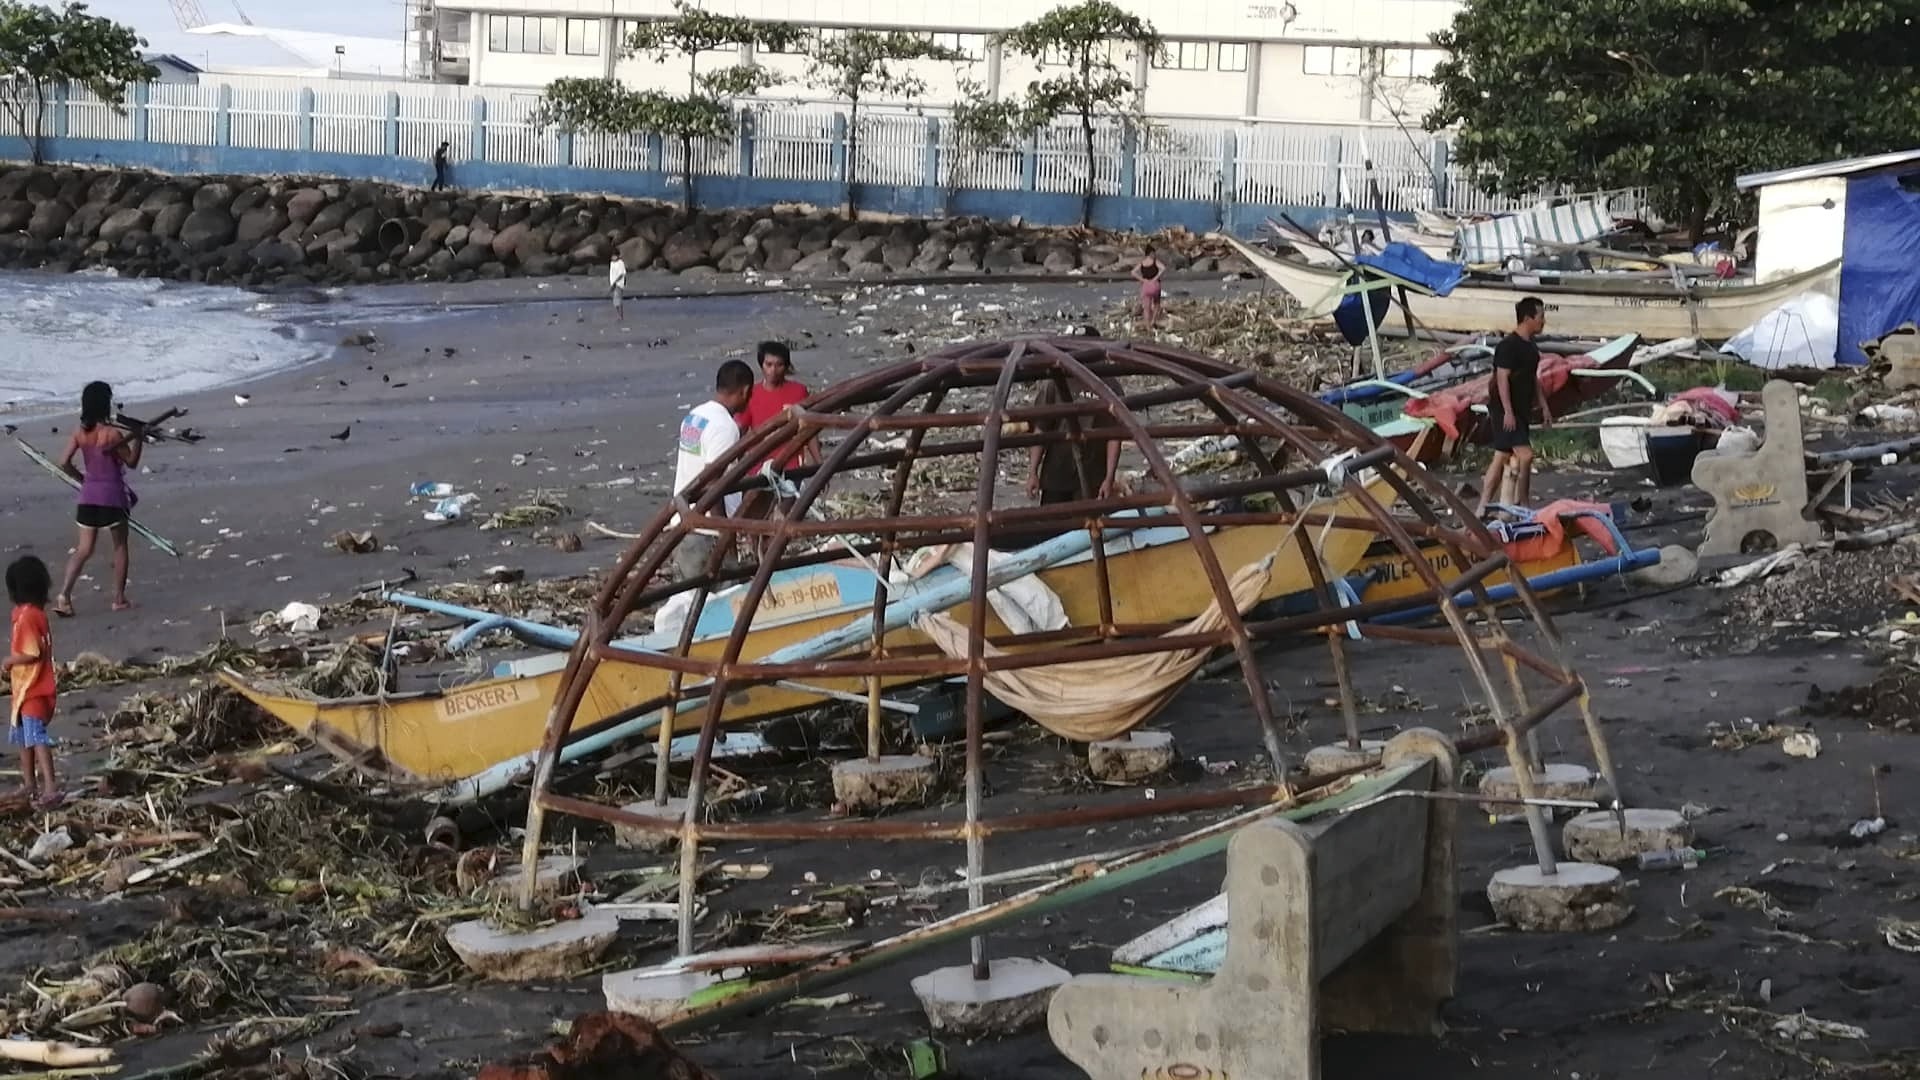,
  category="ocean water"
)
[0,270,324,414]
